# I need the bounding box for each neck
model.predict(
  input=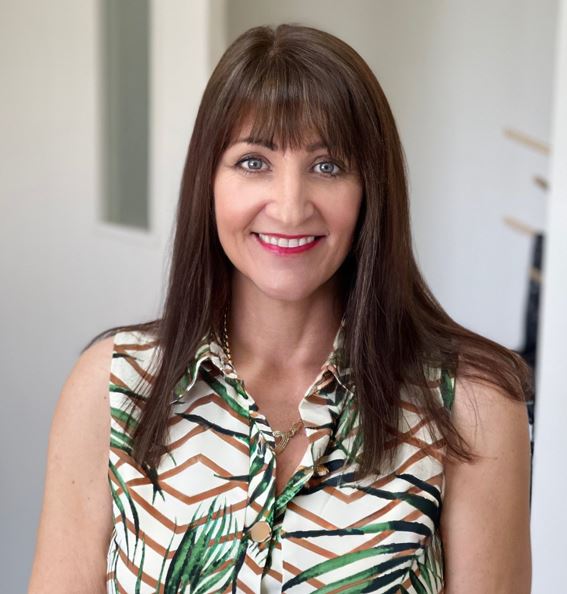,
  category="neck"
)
[225,273,344,375]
